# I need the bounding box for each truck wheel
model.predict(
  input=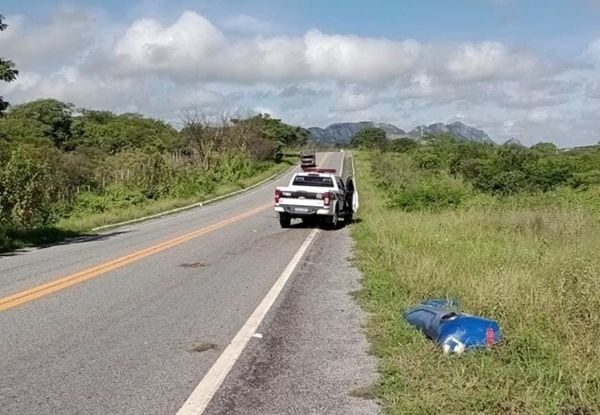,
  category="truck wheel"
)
[279,213,291,228]
[325,209,339,230]
[344,211,353,224]
[301,217,315,227]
